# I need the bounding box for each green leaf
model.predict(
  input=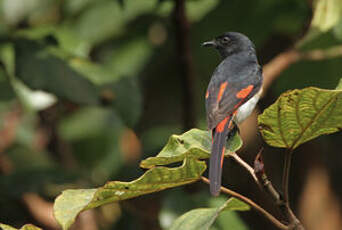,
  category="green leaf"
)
[140,129,242,169]
[336,78,342,90]
[0,223,42,230]
[54,158,206,230]
[258,81,342,149]
[169,198,250,230]
[298,0,342,46]
[215,211,248,230]
[14,39,99,105]
[100,77,142,126]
